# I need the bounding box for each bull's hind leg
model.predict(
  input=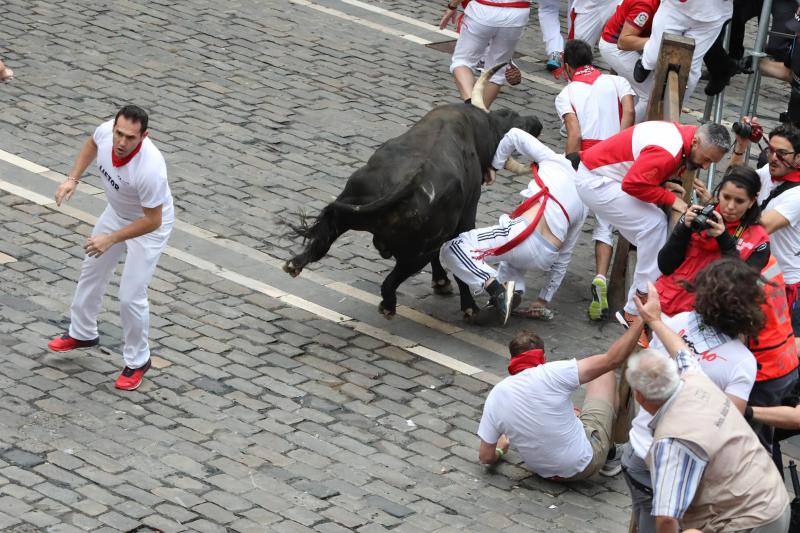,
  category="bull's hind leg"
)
[379,257,430,318]
[454,276,479,320]
[430,256,453,295]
